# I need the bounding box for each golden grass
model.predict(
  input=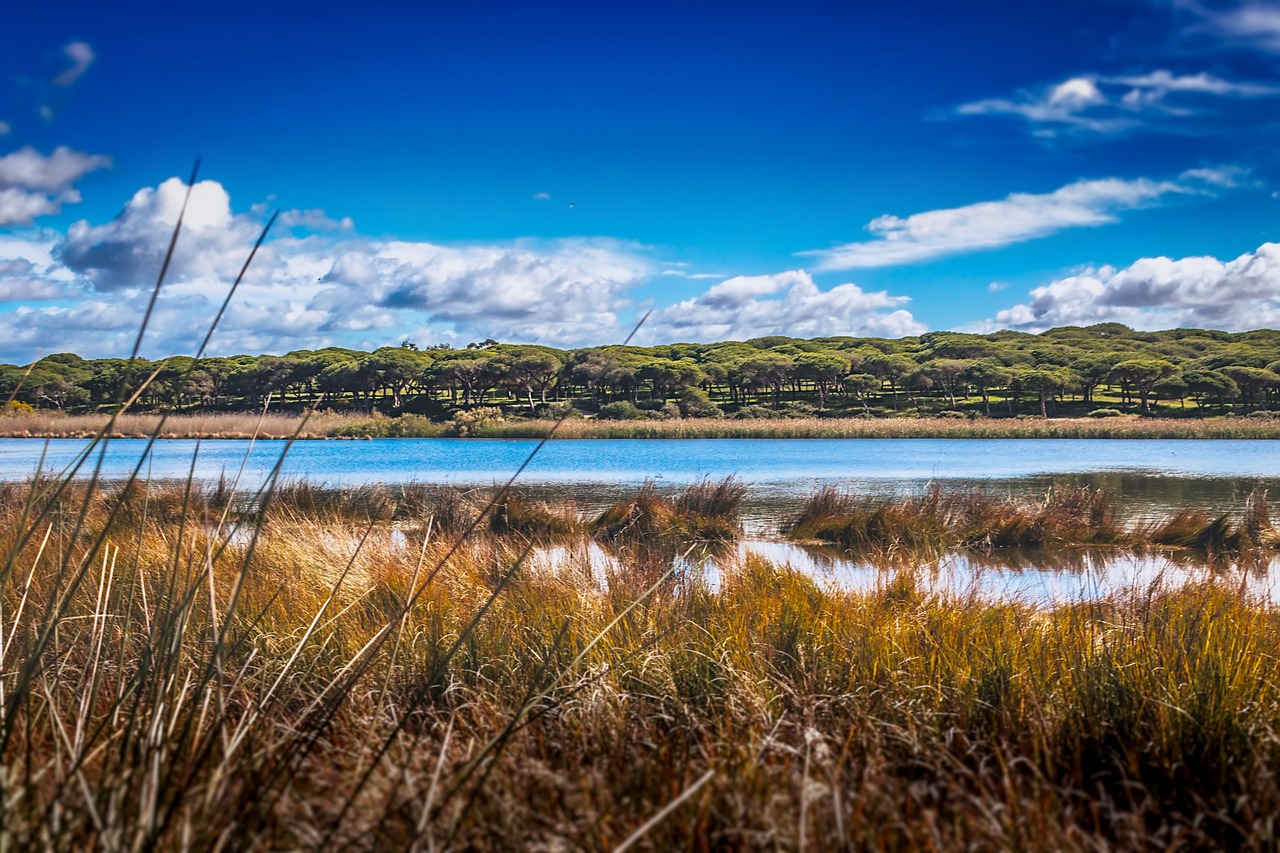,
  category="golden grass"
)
[478,415,1280,439]
[0,475,1278,848]
[7,411,1280,439]
[0,410,375,439]
[787,483,1280,563]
